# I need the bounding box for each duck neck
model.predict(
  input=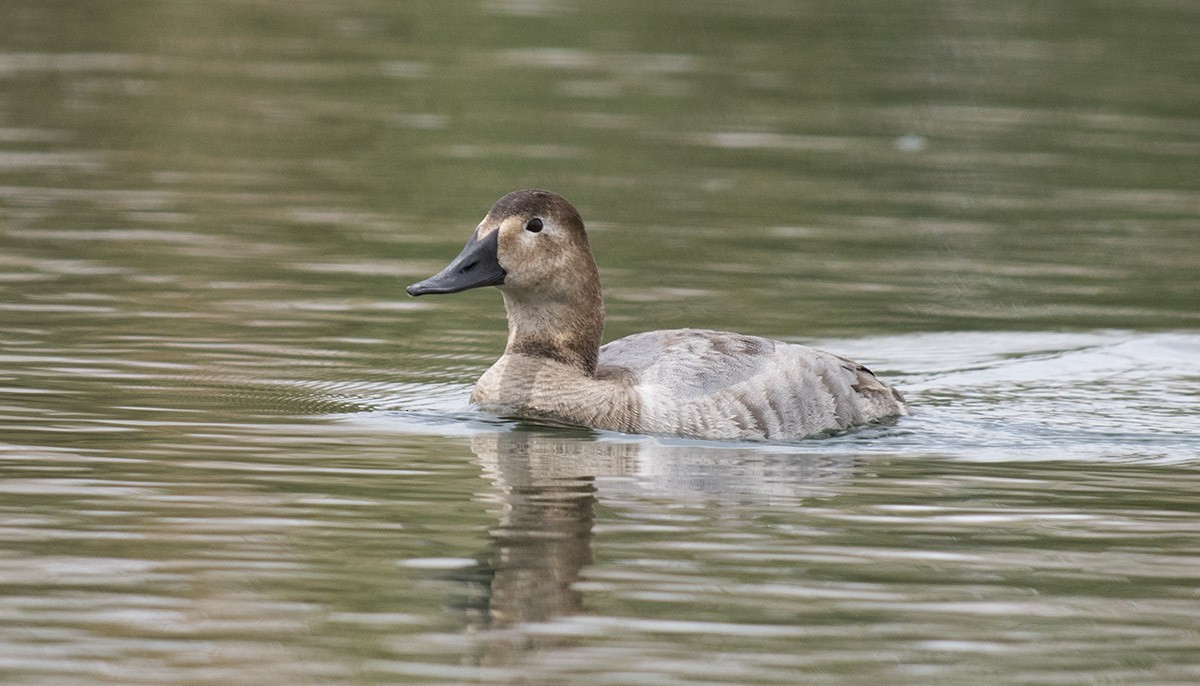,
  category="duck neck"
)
[501,283,604,376]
